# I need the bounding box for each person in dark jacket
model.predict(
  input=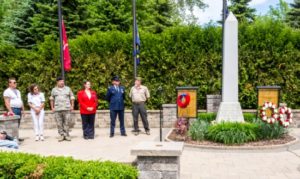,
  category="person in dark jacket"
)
[105,76,127,137]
